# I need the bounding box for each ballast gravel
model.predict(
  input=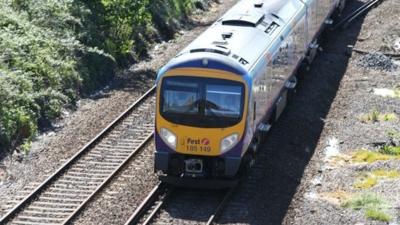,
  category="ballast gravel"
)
[357,52,398,71]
